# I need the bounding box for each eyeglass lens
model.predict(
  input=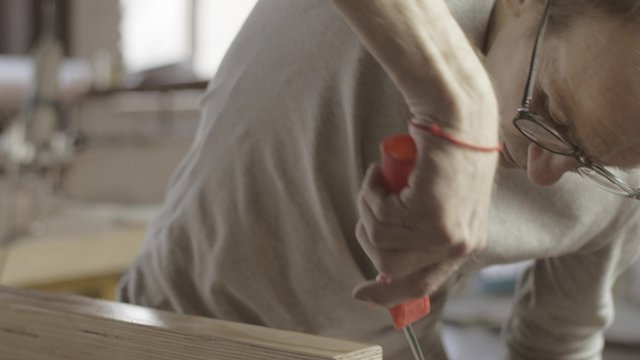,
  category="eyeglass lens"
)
[515,116,637,197]
[577,166,633,196]
[514,116,574,155]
